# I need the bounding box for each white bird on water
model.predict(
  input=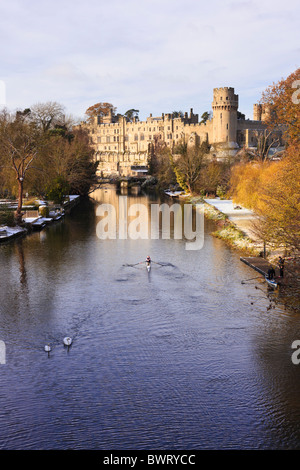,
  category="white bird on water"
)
[44,344,51,353]
[63,337,73,347]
